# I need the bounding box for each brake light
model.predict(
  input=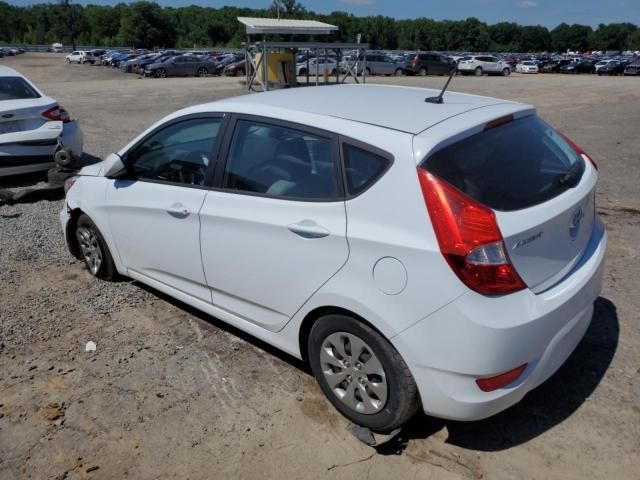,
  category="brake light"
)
[412,56,417,67]
[558,131,597,170]
[42,105,71,123]
[417,169,526,295]
[476,364,528,392]
[484,115,514,131]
